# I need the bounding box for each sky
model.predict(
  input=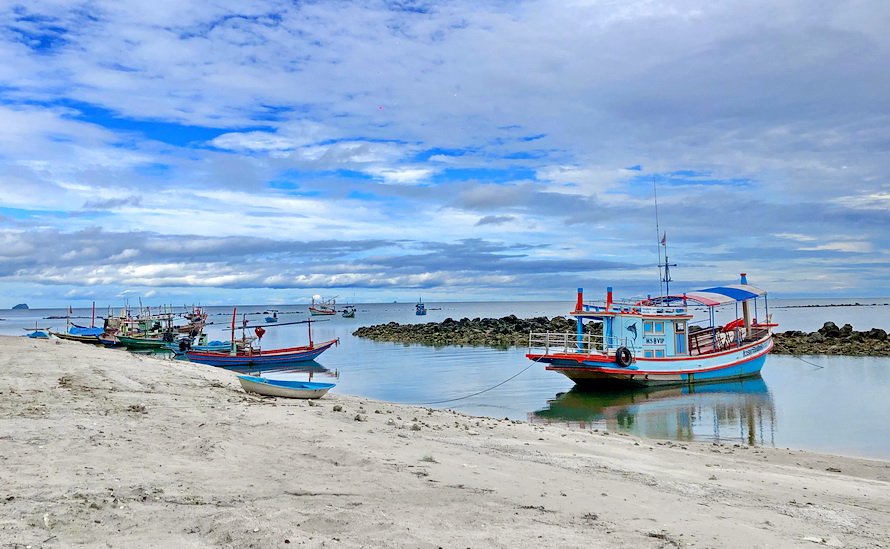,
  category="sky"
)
[1,0,889,308]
